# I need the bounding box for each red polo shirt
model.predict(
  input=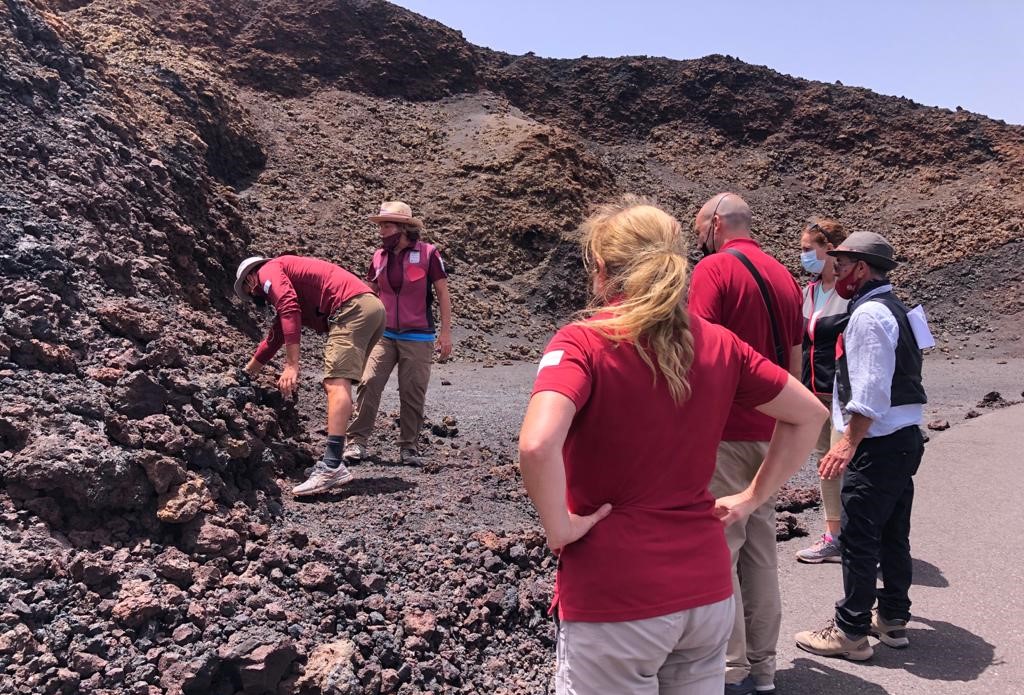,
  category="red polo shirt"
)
[532,314,788,622]
[252,256,371,364]
[687,238,803,441]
